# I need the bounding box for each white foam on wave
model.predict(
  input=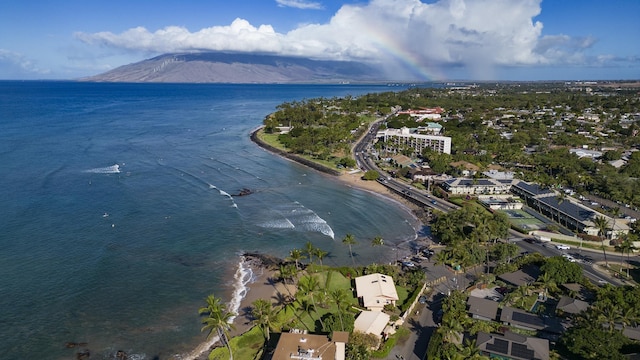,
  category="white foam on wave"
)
[210,186,238,209]
[257,218,295,229]
[84,164,121,174]
[258,202,335,239]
